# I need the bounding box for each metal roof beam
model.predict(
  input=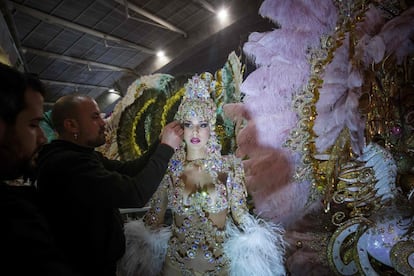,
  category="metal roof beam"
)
[23,47,137,75]
[192,0,216,13]
[114,0,187,38]
[11,2,156,54]
[41,79,111,90]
